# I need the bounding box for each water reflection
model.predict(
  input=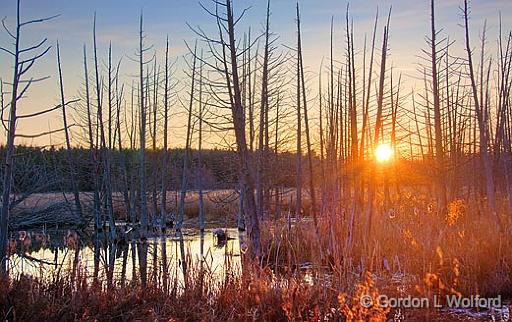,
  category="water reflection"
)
[8,228,242,287]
